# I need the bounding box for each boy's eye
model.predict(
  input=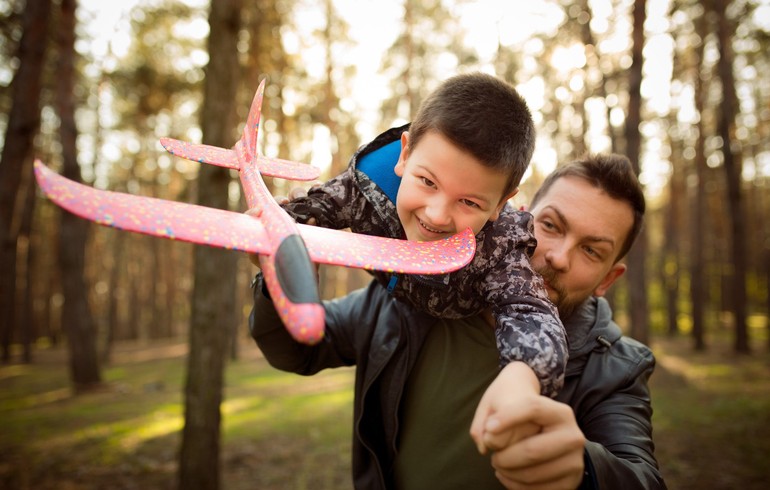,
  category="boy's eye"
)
[461,199,480,209]
[420,177,436,187]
